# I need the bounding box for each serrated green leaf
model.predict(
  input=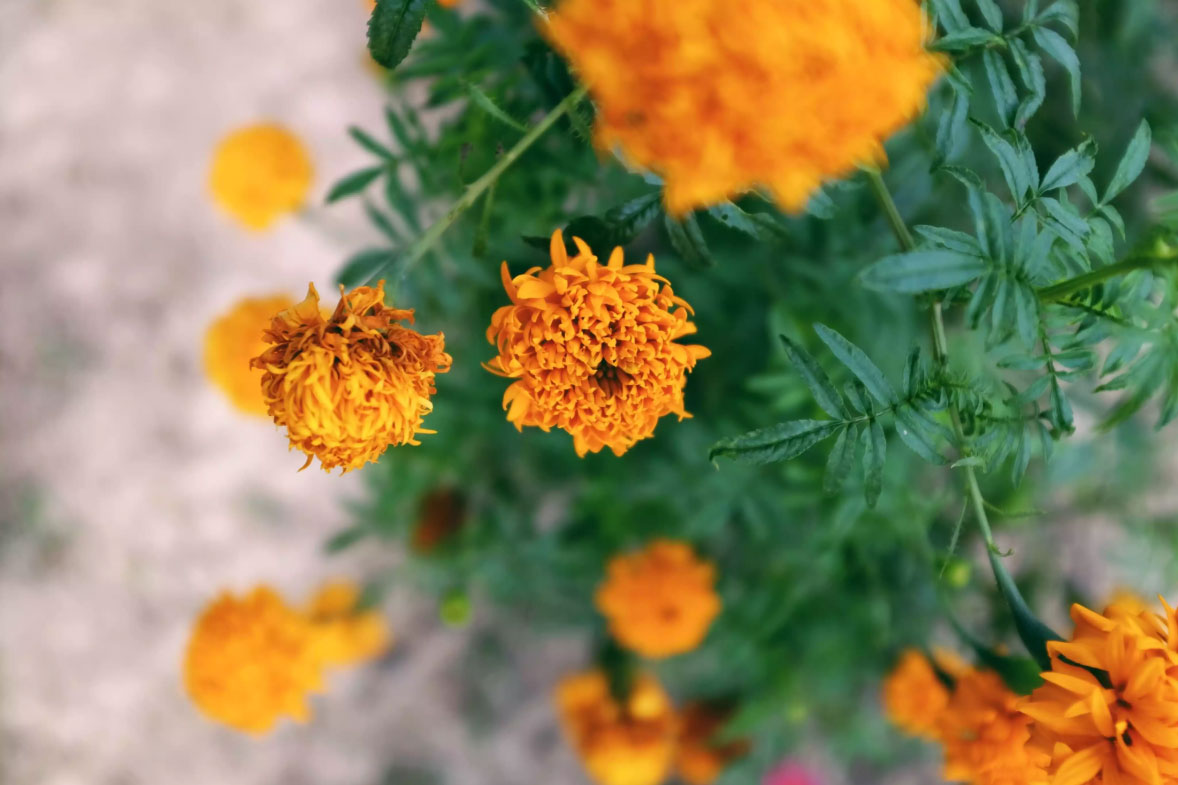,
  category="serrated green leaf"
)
[894,406,947,464]
[603,192,663,244]
[348,126,395,160]
[862,419,886,508]
[368,0,428,70]
[860,250,989,293]
[1040,138,1097,193]
[1009,39,1046,128]
[1103,120,1152,205]
[814,324,897,405]
[823,426,856,495]
[1037,0,1079,37]
[1032,26,1081,116]
[931,27,1003,52]
[915,225,983,257]
[973,121,1034,203]
[967,272,999,329]
[779,335,848,419]
[936,90,971,164]
[930,0,970,31]
[464,81,528,132]
[663,213,712,268]
[326,166,386,204]
[707,202,767,240]
[975,0,1004,31]
[982,49,1018,127]
[1014,282,1039,348]
[709,420,842,465]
